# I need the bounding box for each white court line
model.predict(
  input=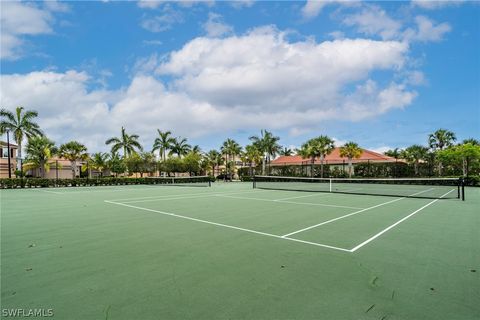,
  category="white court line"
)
[107,188,267,202]
[280,188,436,238]
[215,194,364,210]
[104,200,351,252]
[32,188,65,195]
[118,189,272,204]
[350,188,455,252]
